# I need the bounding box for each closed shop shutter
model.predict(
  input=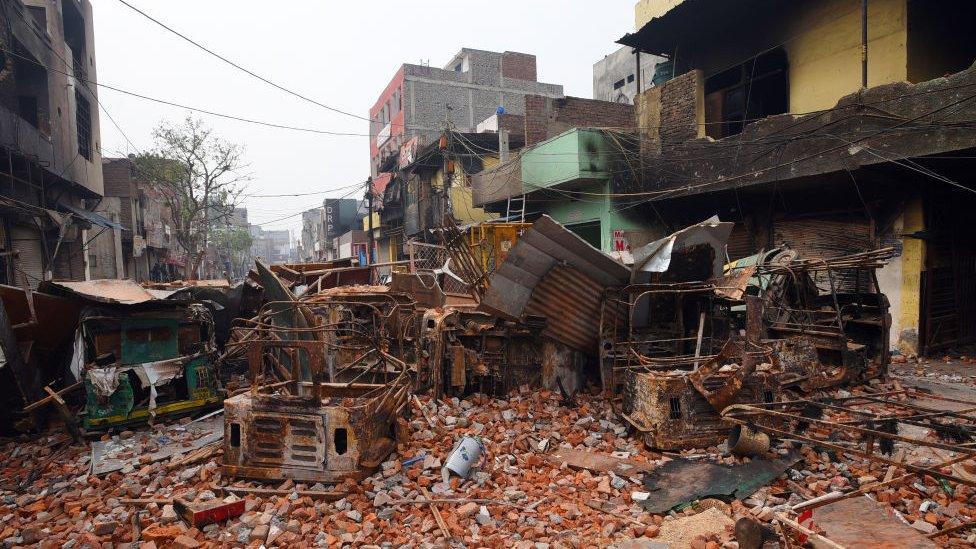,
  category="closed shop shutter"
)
[773,215,875,259]
[773,214,876,293]
[727,222,758,261]
[0,219,9,284]
[10,224,45,289]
